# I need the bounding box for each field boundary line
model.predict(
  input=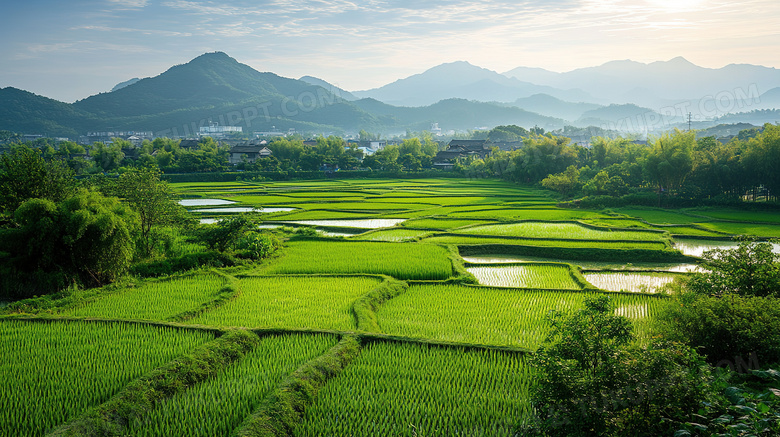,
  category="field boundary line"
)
[233,335,361,437]
[47,329,259,437]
